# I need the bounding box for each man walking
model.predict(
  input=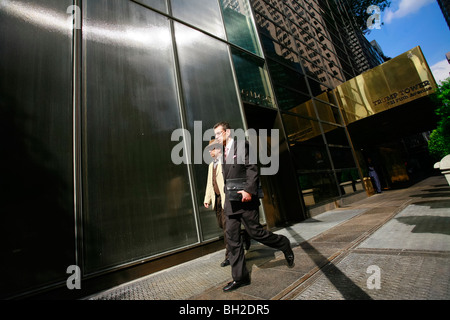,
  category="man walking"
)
[204,139,230,267]
[213,121,294,292]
